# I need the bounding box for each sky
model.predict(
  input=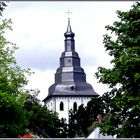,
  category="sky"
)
[3,1,136,101]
